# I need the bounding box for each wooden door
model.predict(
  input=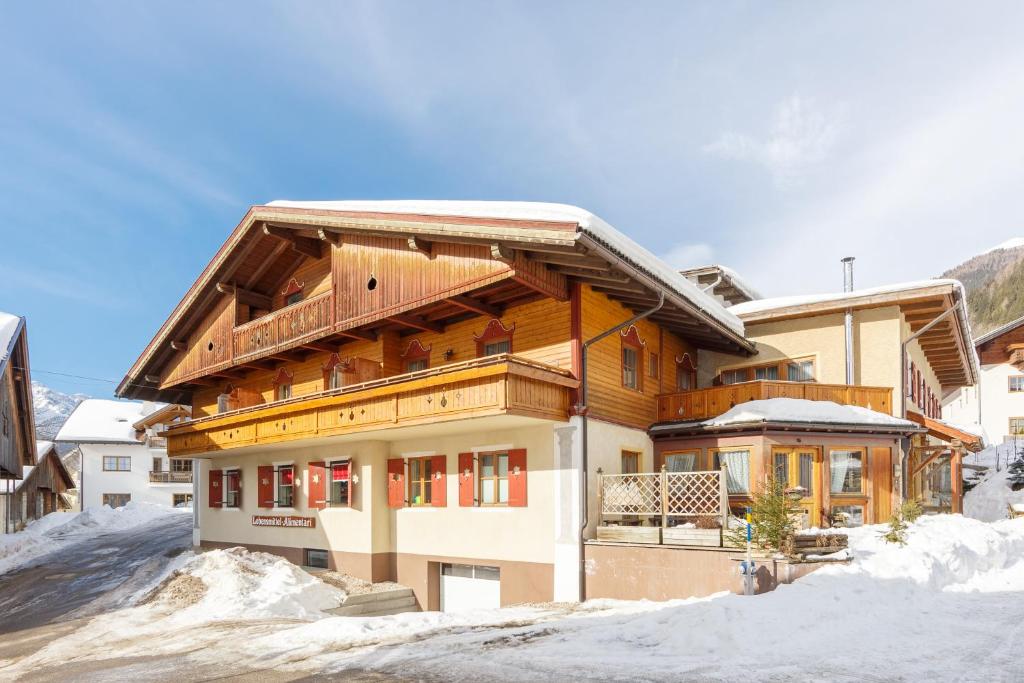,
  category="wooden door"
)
[870,447,893,523]
[771,447,822,528]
